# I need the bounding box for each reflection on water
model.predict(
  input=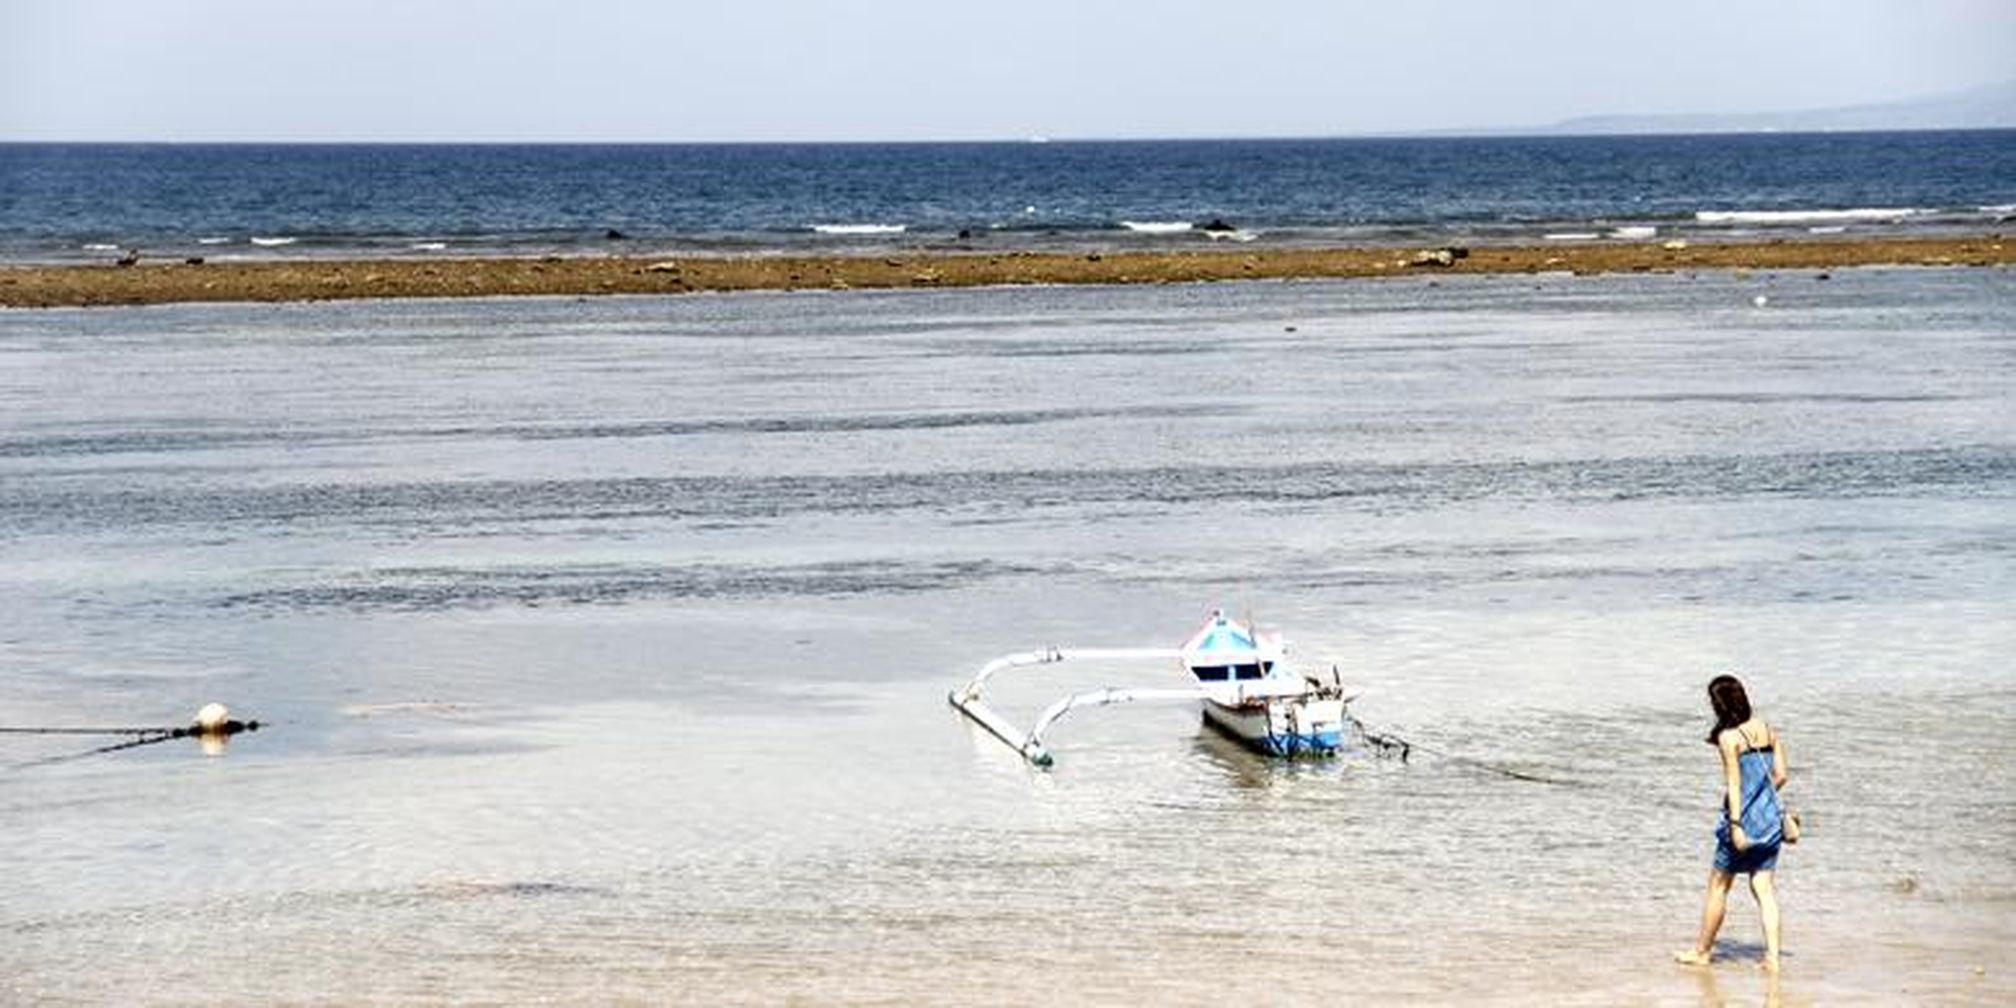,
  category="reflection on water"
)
[2,269,2012,1002]
[1688,961,1785,1008]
